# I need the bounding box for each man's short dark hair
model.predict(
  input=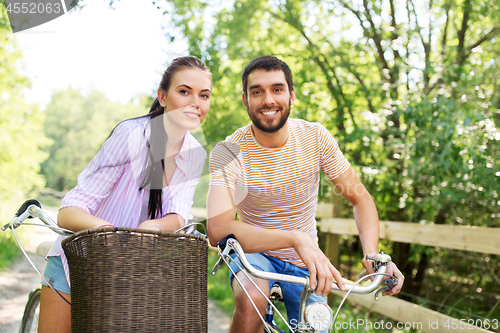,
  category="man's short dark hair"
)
[242,56,294,96]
